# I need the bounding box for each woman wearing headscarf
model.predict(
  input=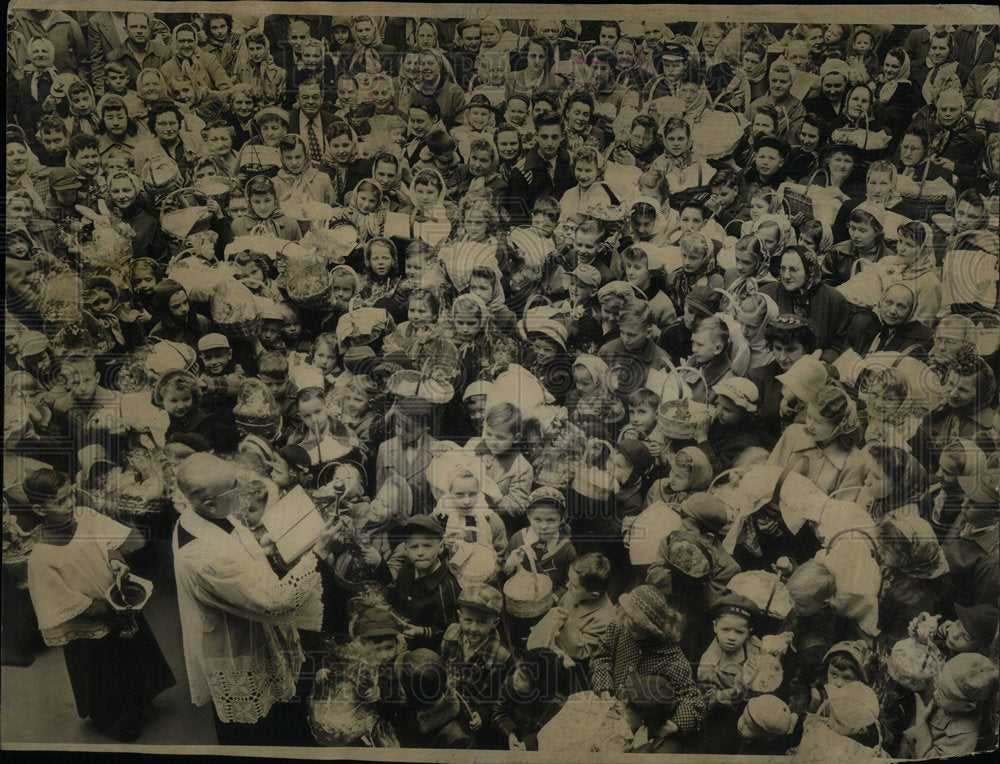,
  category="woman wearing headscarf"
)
[828,84,893,161]
[272,133,336,206]
[923,438,988,540]
[147,279,210,347]
[917,350,998,475]
[766,380,867,499]
[412,48,466,128]
[802,58,851,123]
[345,15,394,78]
[506,37,562,104]
[774,245,853,362]
[232,31,286,107]
[906,88,986,180]
[891,129,956,223]
[105,170,167,260]
[875,514,948,647]
[844,282,933,357]
[317,120,372,206]
[871,47,921,135]
[467,265,516,333]
[736,290,780,371]
[716,41,769,115]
